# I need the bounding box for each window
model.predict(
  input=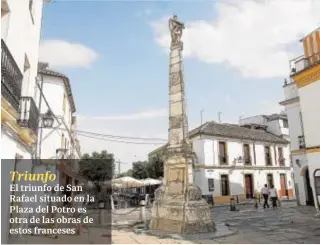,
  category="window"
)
[220,175,230,196]
[267,174,274,188]
[282,119,289,128]
[63,93,66,113]
[208,179,214,192]
[278,147,285,166]
[61,134,65,148]
[243,144,251,164]
[265,146,272,166]
[219,141,228,165]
